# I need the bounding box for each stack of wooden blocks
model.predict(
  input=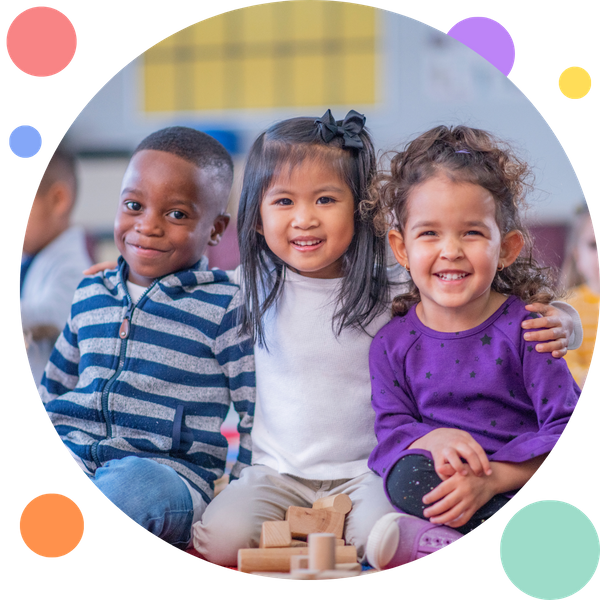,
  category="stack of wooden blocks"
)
[237,493,367,579]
